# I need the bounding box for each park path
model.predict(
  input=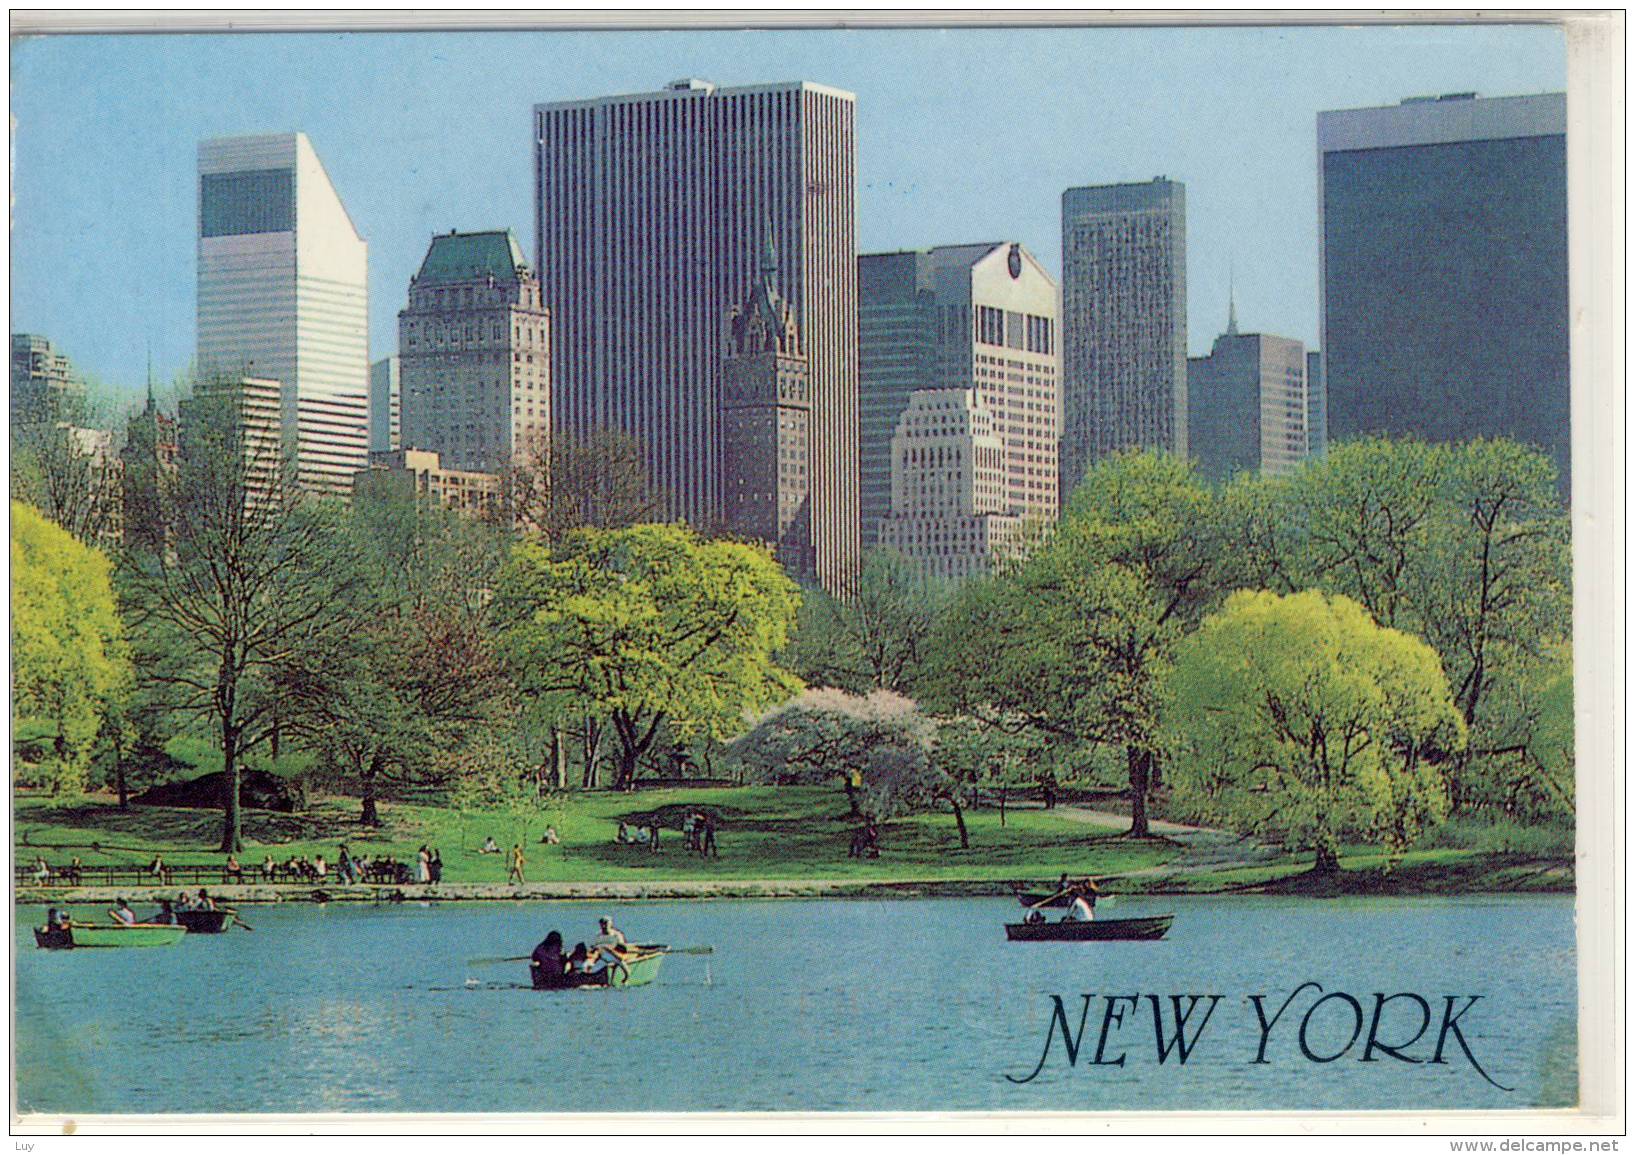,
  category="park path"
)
[1037,802,1286,880]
